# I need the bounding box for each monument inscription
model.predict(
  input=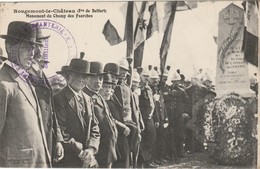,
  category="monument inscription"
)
[215,3,254,98]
